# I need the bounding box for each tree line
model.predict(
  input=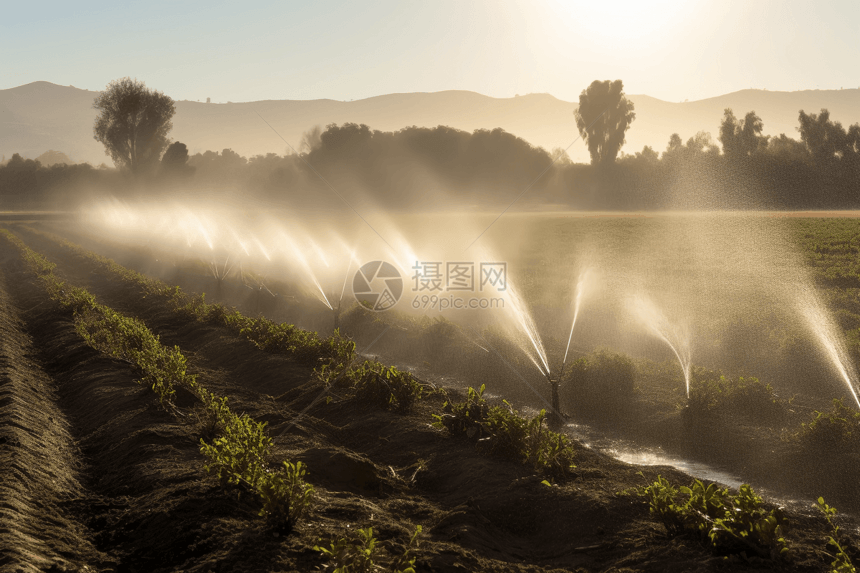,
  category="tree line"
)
[0,77,858,210]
